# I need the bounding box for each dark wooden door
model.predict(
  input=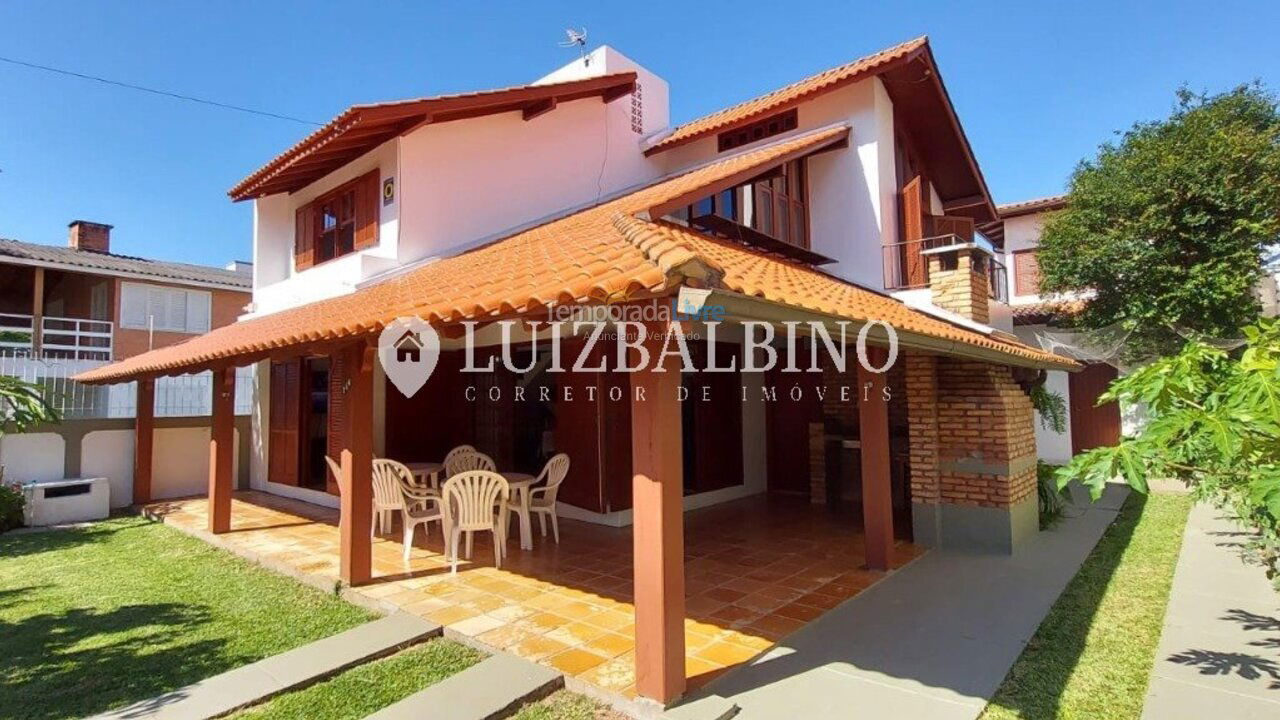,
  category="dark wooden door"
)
[900,175,928,286]
[268,359,302,487]
[1069,363,1121,455]
[766,363,821,495]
